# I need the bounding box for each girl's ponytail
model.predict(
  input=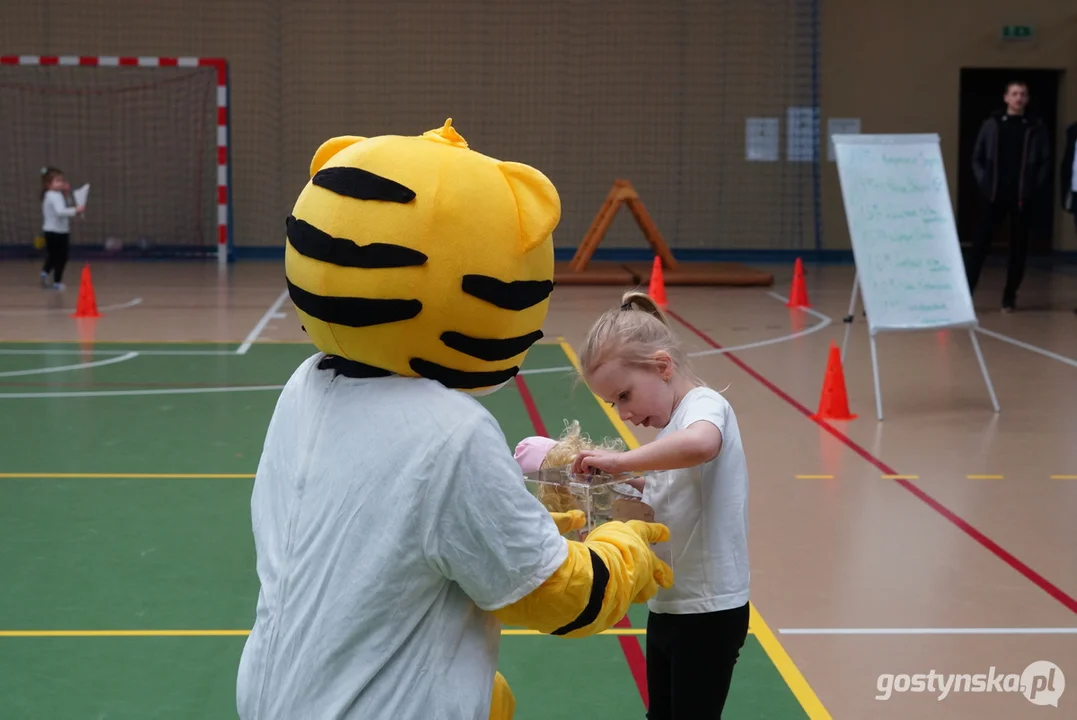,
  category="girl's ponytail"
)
[619,291,671,326]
